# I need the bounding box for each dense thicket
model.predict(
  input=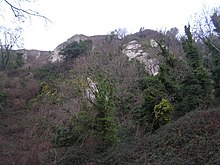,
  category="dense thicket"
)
[0,6,220,165]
